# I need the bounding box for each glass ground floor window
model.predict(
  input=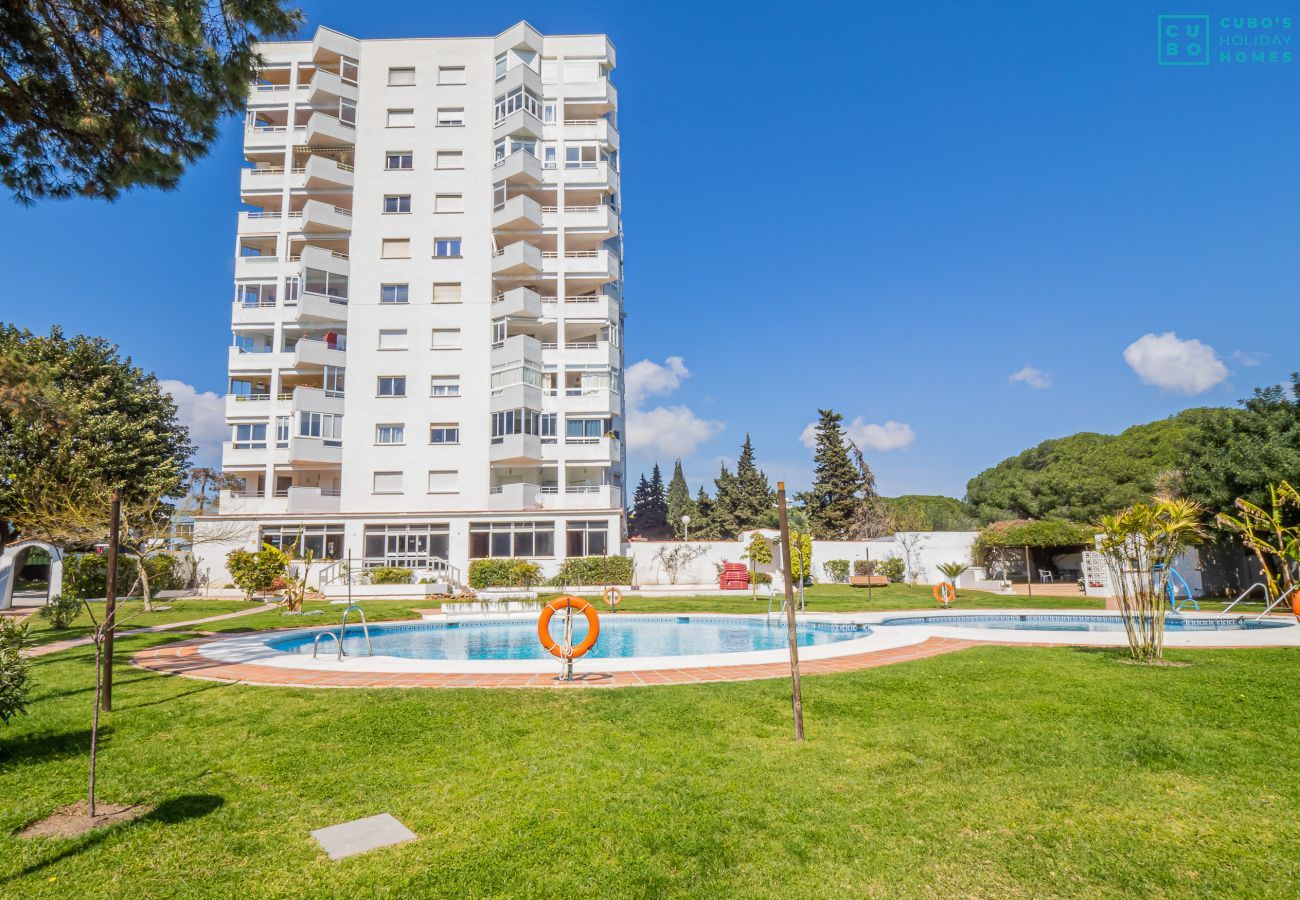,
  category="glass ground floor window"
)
[259,524,345,560]
[363,523,450,569]
[566,520,609,557]
[469,521,555,559]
